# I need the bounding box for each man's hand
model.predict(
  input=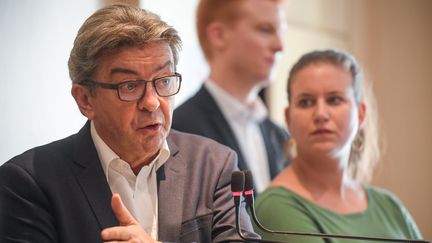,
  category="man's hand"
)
[101,194,157,243]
